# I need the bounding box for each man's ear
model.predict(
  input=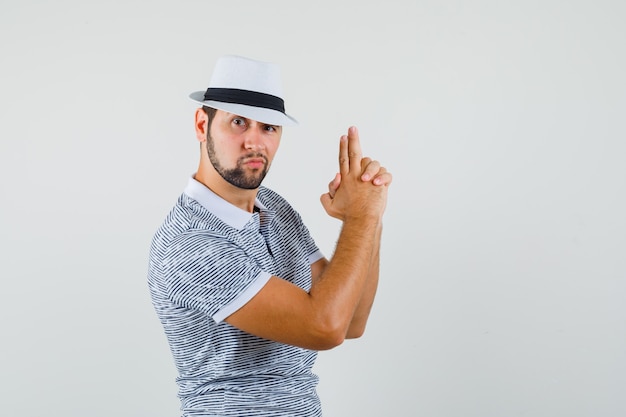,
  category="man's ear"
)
[195,108,208,143]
